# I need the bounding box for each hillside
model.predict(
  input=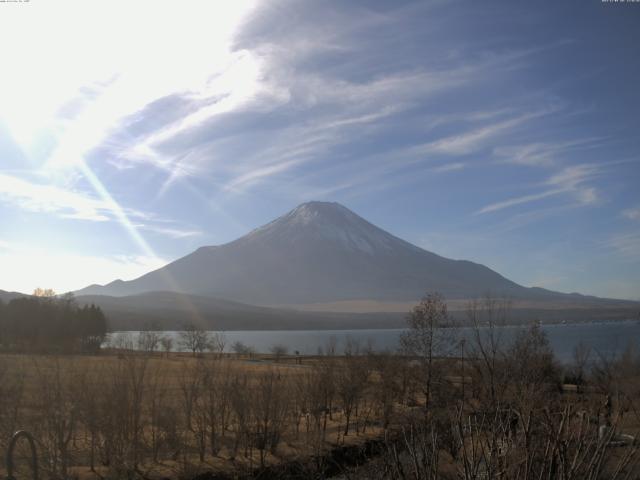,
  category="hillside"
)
[76,201,604,306]
[76,291,406,331]
[0,289,27,303]
[75,291,640,331]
